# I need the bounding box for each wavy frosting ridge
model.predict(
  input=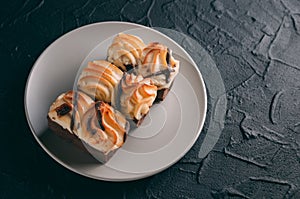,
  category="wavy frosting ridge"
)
[137,42,180,89]
[107,33,146,71]
[77,60,123,103]
[48,91,94,136]
[80,101,128,154]
[114,73,157,123]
